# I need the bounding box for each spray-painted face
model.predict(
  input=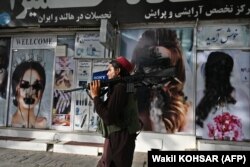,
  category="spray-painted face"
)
[134,46,171,74]
[20,80,43,91]
[17,69,43,108]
